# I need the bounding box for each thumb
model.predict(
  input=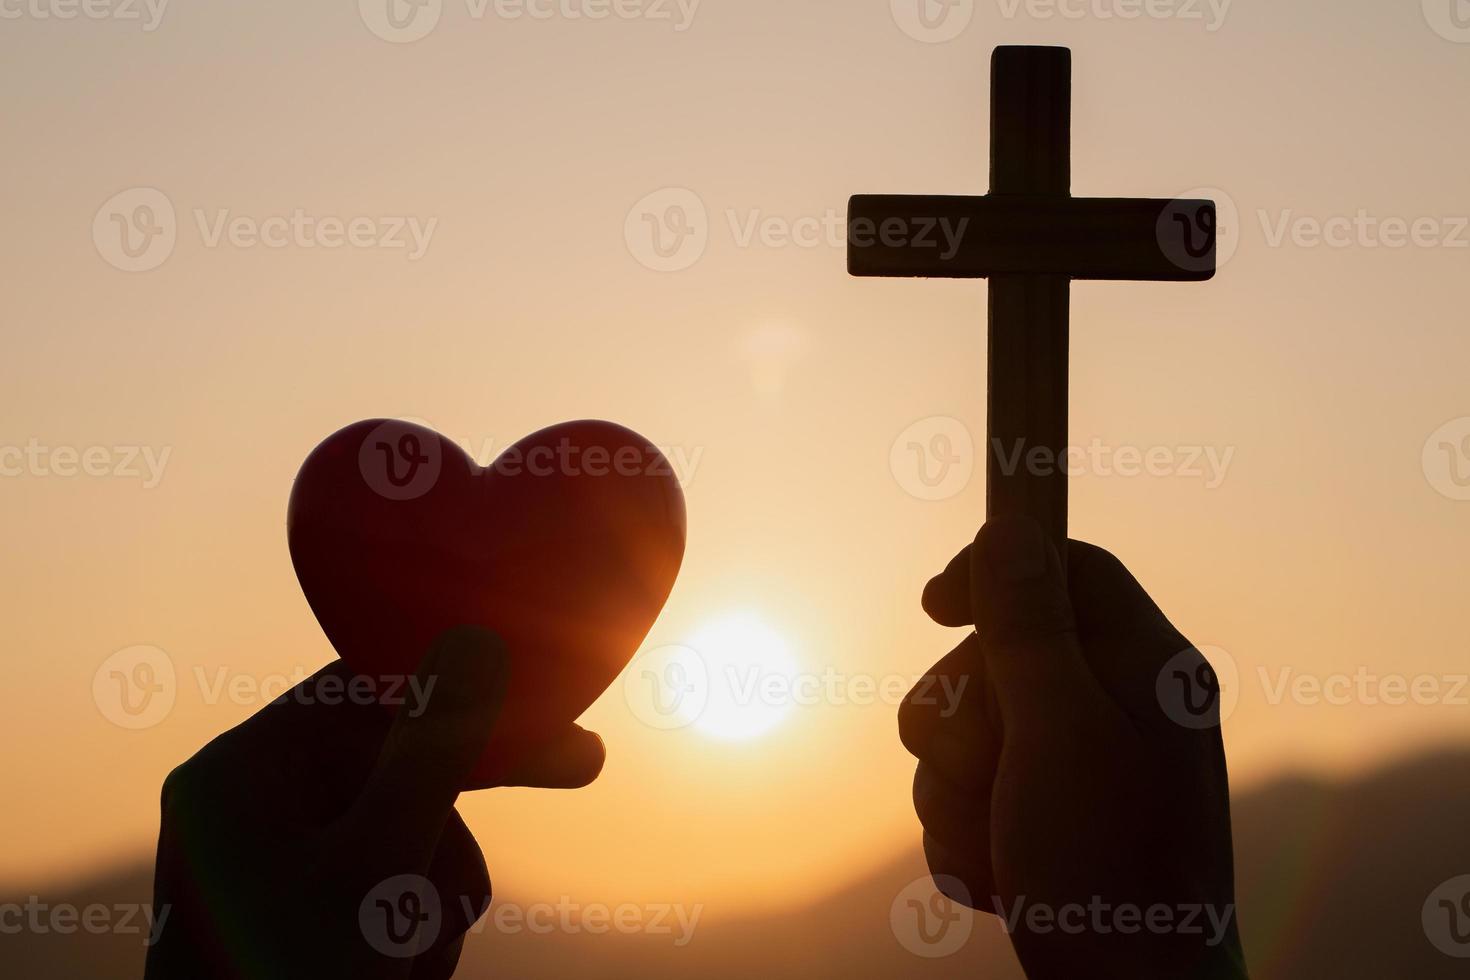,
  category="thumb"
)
[481,724,607,791]
[970,517,1107,722]
[343,626,509,866]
